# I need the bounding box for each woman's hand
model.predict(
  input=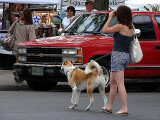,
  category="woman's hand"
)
[108,11,115,20]
[103,11,121,34]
